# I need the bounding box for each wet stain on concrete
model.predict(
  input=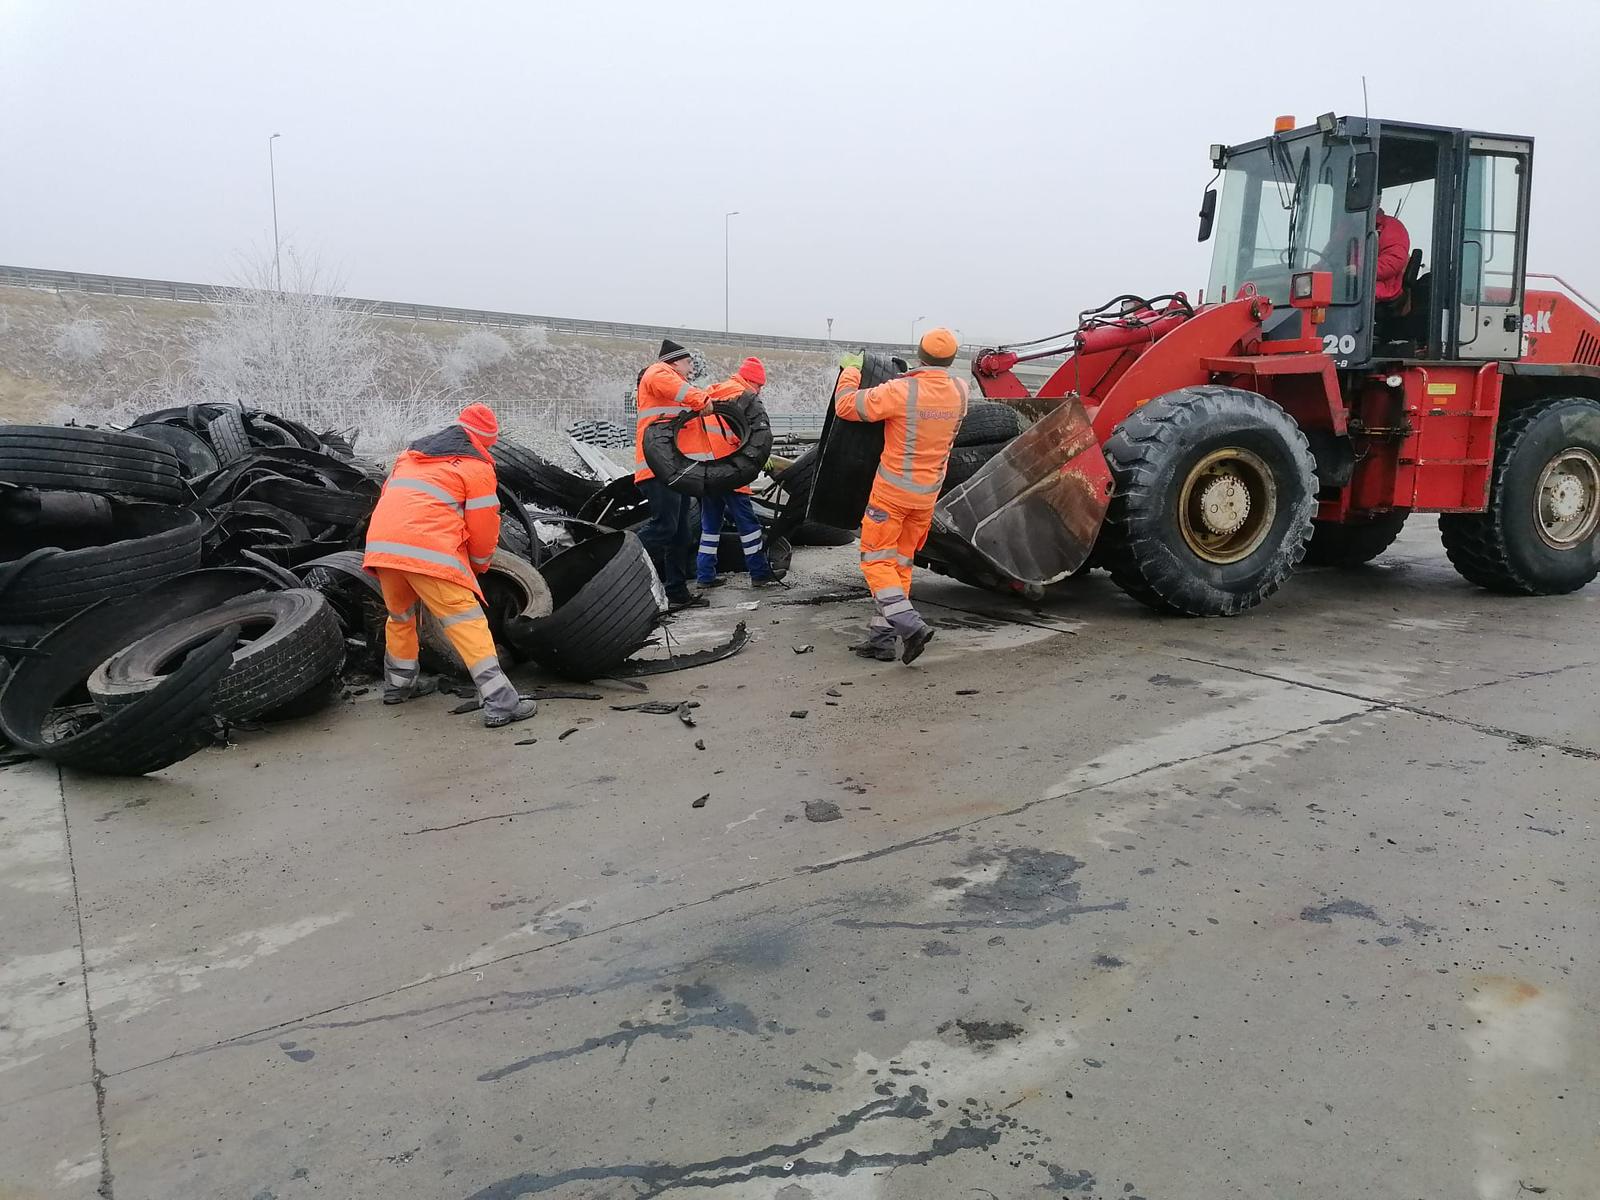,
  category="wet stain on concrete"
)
[1147,674,1198,688]
[462,1093,1004,1199]
[1092,954,1125,969]
[804,800,843,823]
[475,983,756,1082]
[1300,899,1380,924]
[838,846,1125,932]
[785,1078,834,1093]
[922,940,960,957]
[1043,1162,1096,1191]
[277,1040,315,1063]
[951,1017,1024,1045]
